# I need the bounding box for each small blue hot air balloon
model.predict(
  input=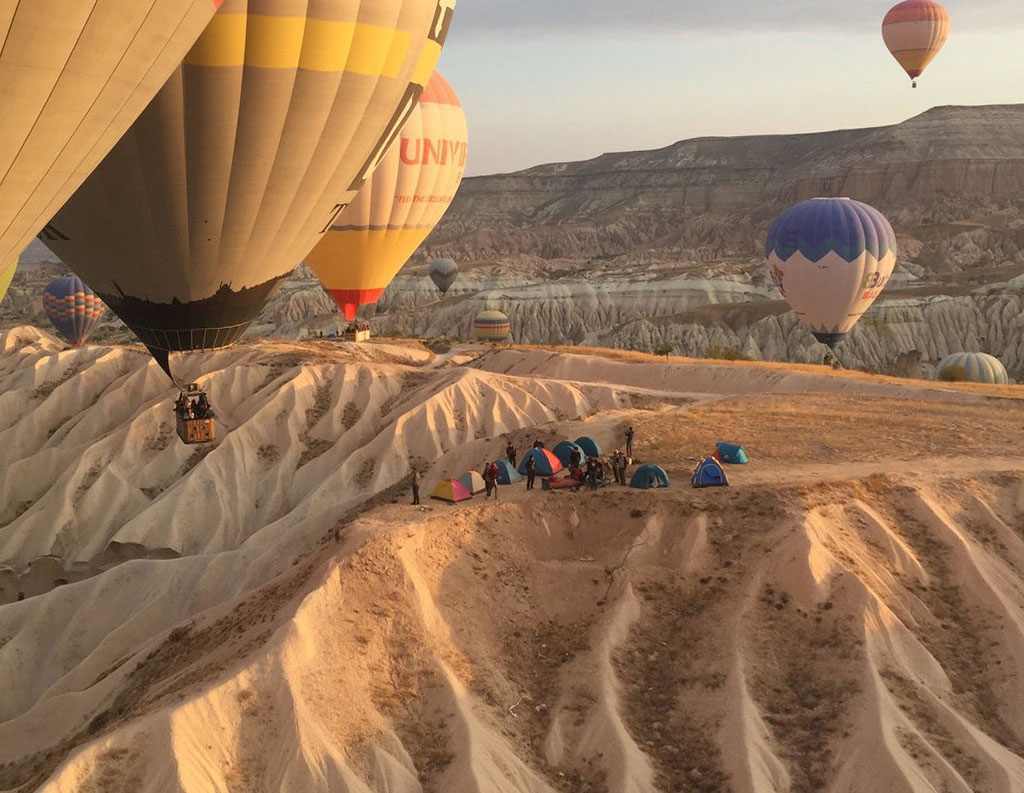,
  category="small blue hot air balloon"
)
[766,198,897,350]
[43,275,106,347]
